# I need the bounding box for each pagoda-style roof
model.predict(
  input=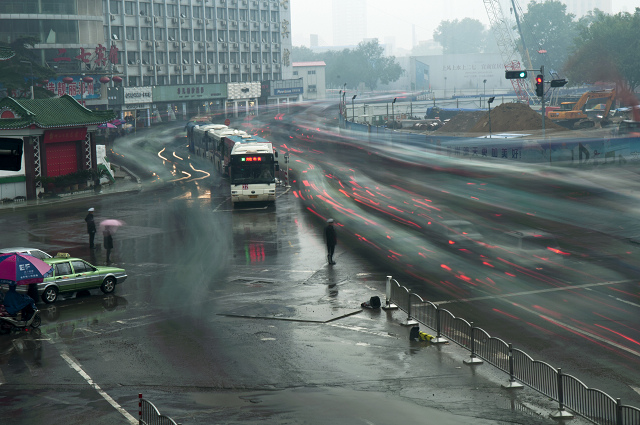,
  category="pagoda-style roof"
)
[0,46,15,61]
[0,95,115,130]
